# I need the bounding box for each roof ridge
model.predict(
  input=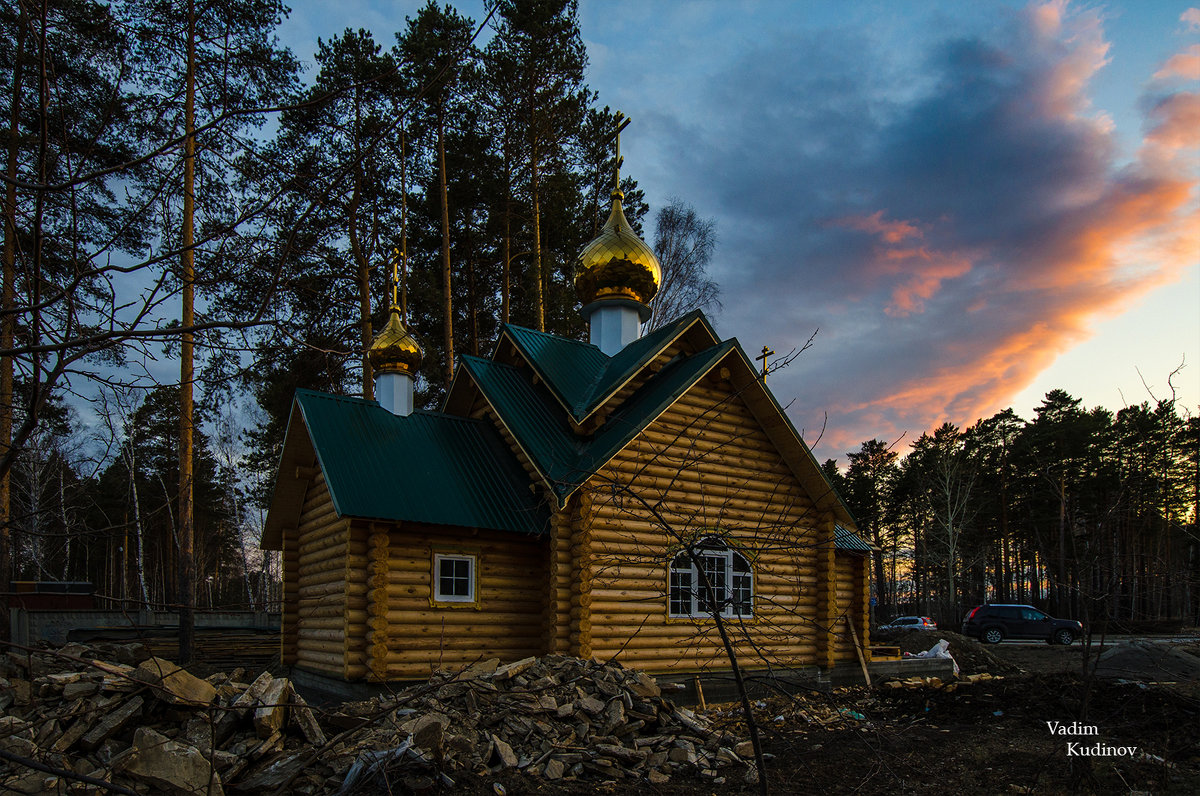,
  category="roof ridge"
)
[296,389,368,405]
[501,323,606,354]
